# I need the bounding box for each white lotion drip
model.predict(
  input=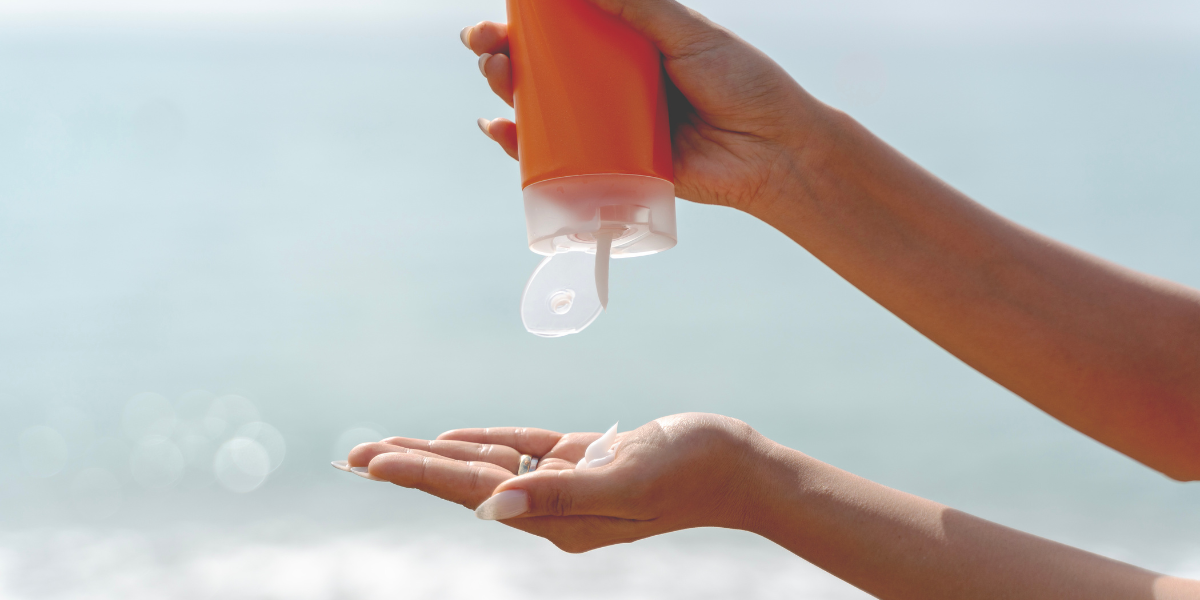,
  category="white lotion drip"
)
[576,422,619,470]
[593,229,614,310]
